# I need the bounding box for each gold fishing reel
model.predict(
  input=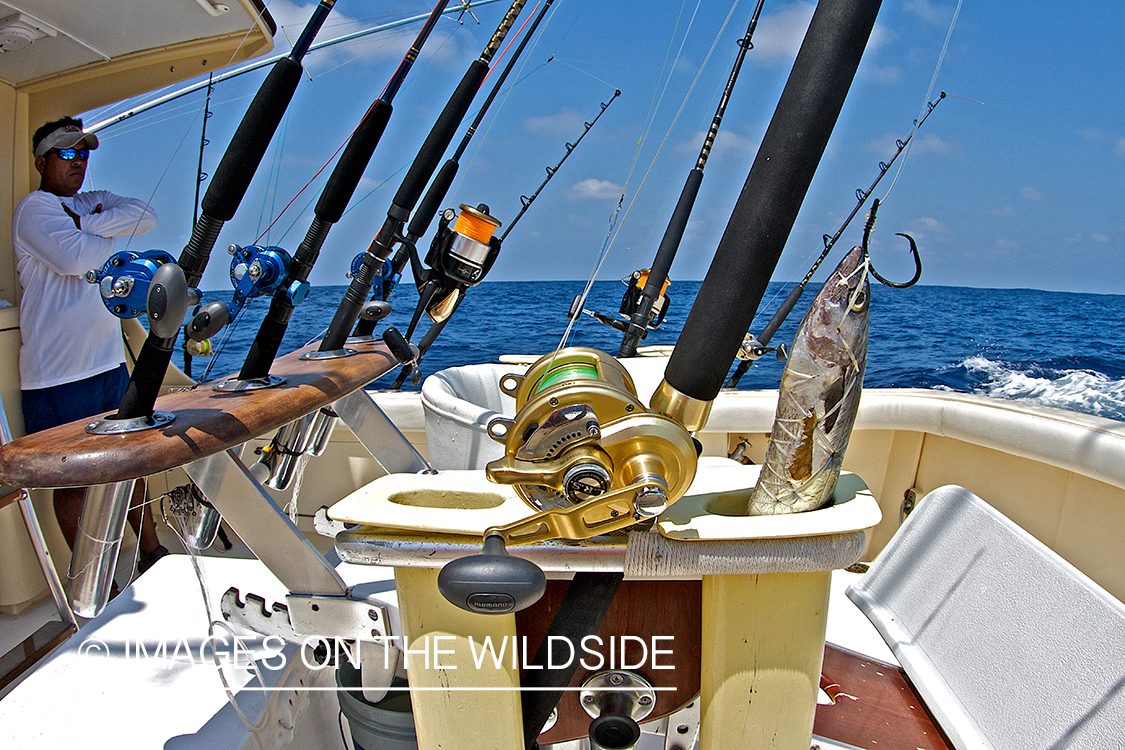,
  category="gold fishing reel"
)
[483,347,698,545]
